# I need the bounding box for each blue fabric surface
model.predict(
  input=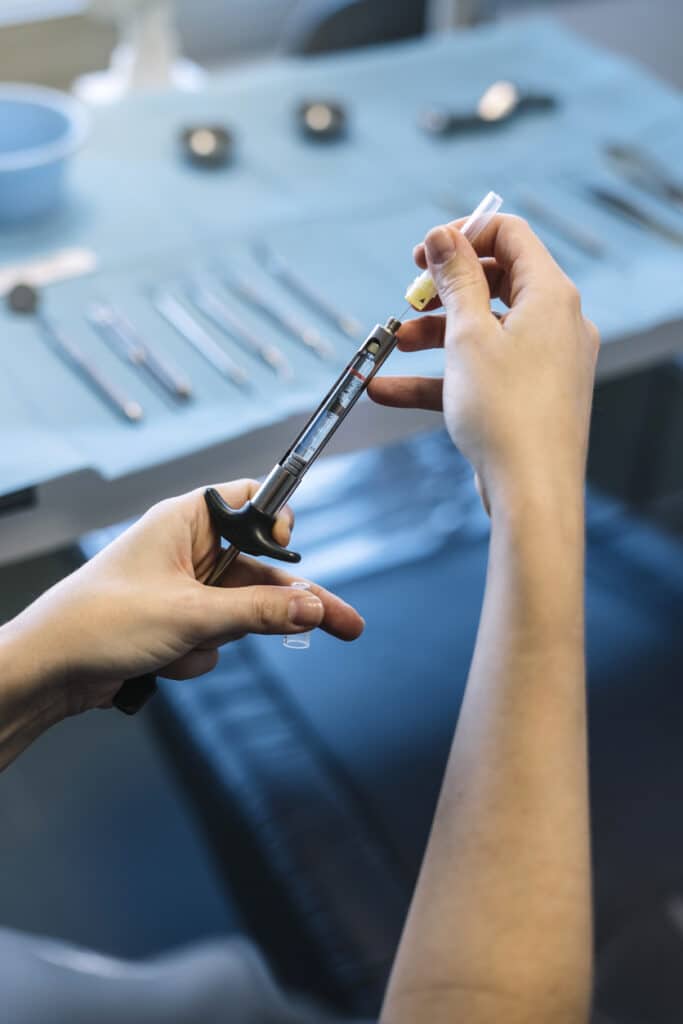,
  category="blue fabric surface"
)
[3,15,683,495]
